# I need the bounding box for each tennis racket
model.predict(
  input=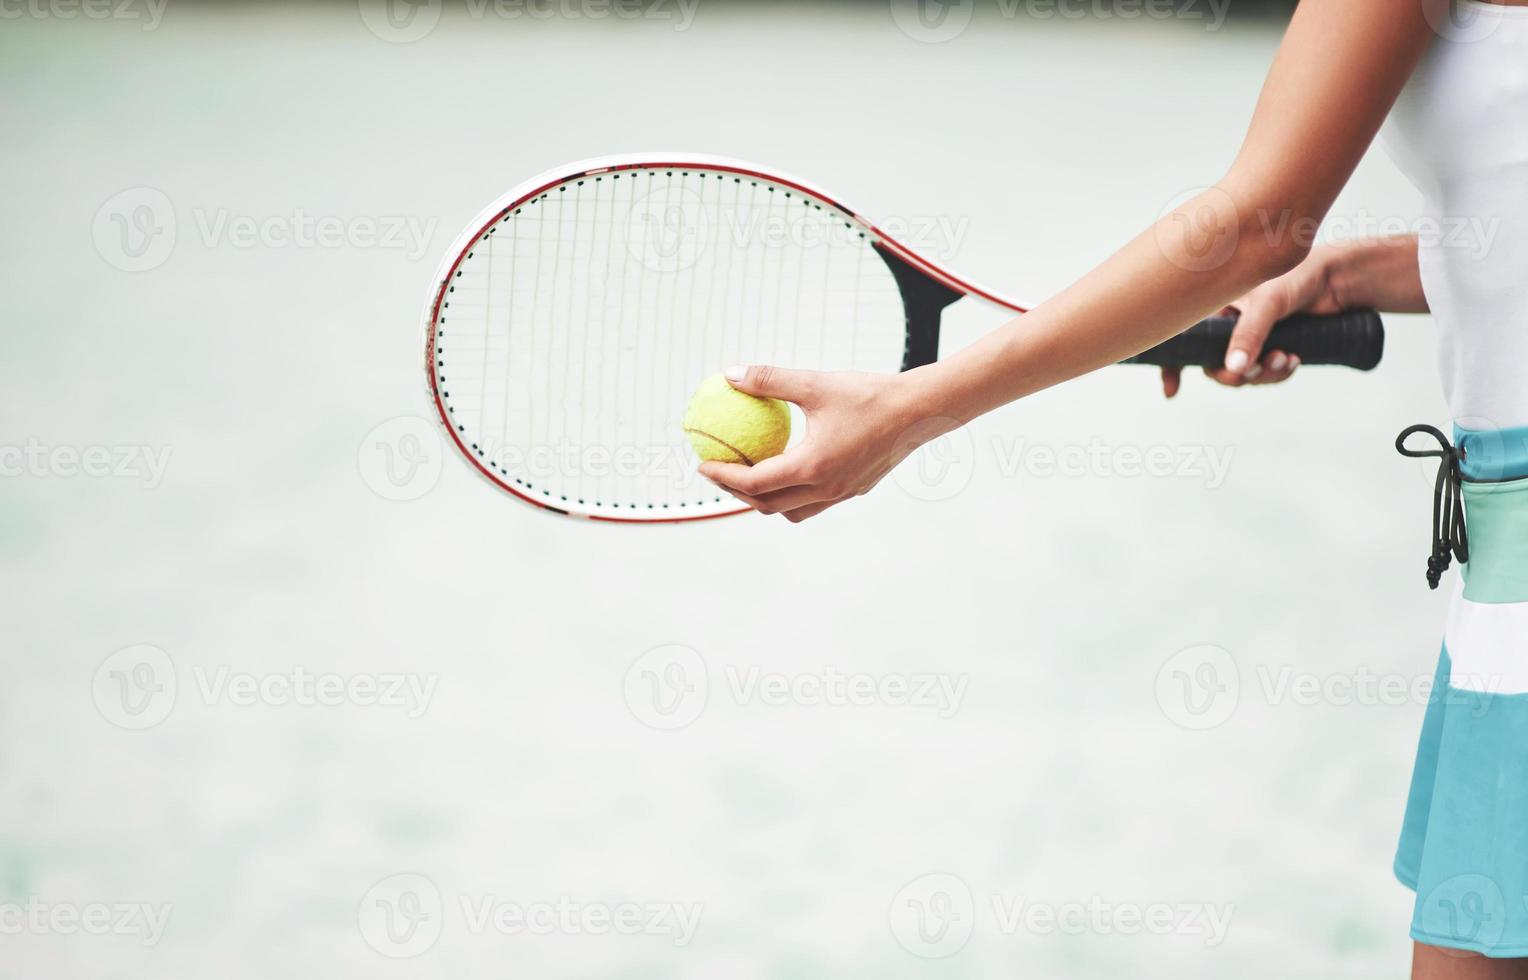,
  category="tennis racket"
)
[424,153,1383,522]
